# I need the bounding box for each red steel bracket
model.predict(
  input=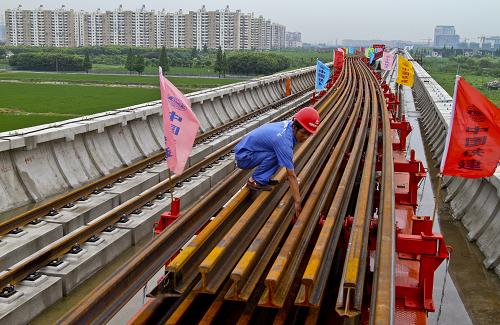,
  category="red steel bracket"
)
[154,197,180,235]
[394,149,426,207]
[395,216,449,312]
[391,114,413,151]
